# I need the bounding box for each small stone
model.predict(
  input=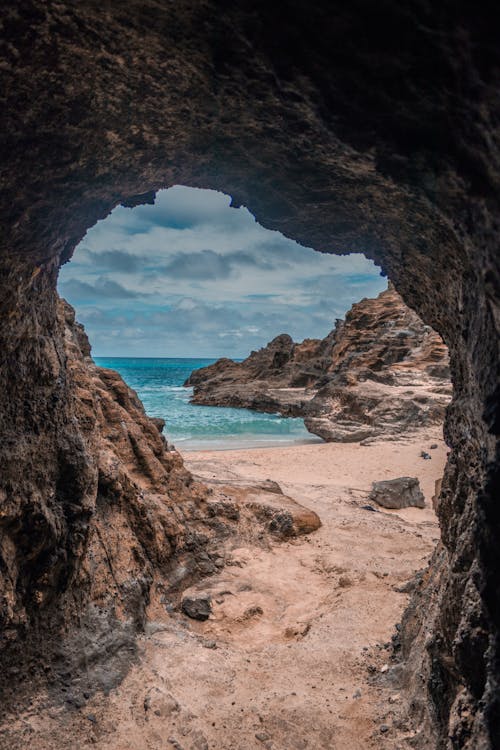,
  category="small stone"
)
[380,724,390,733]
[389,693,400,704]
[181,594,212,621]
[353,689,362,699]
[420,451,431,460]
[380,664,389,673]
[86,714,97,723]
[202,639,217,649]
[430,443,438,449]
[361,504,379,512]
